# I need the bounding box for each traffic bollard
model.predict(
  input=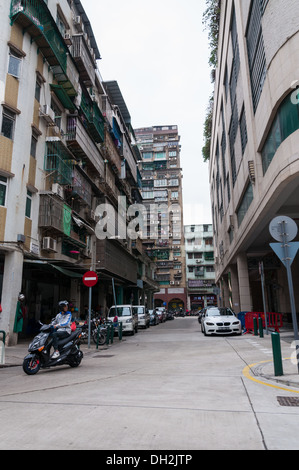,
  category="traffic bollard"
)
[0,330,5,365]
[106,325,110,345]
[110,325,114,344]
[253,317,258,336]
[271,332,283,376]
[258,317,264,338]
[118,322,123,340]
